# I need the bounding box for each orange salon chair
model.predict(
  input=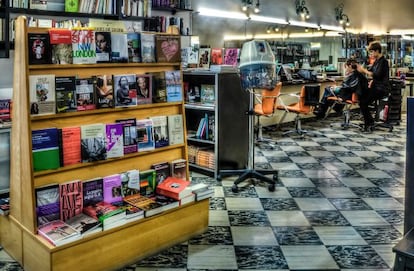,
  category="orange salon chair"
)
[326,92,361,129]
